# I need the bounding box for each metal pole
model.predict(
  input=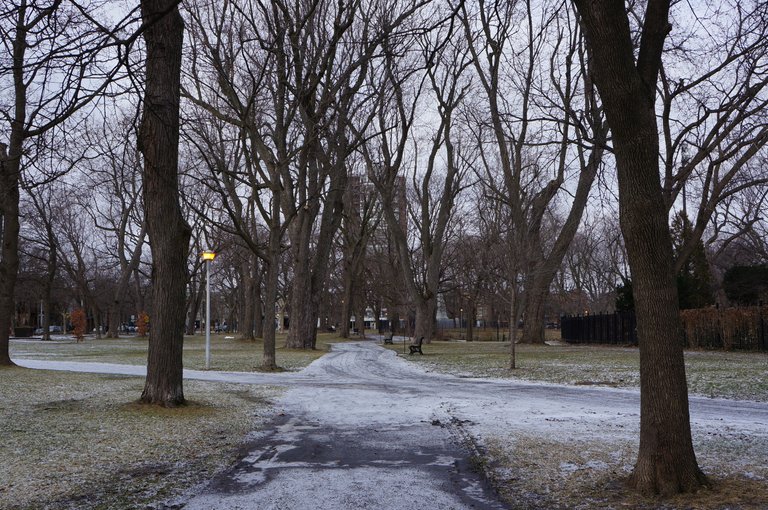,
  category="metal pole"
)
[205,258,211,370]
